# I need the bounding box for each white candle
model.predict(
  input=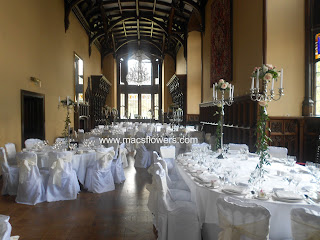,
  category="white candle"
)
[251,77,254,90]
[256,69,260,89]
[213,83,215,99]
[215,84,218,99]
[280,68,283,88]
[67,96,69,105]
[229,84,232,97]
[271,78,274,90]
[231,85,234,98]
